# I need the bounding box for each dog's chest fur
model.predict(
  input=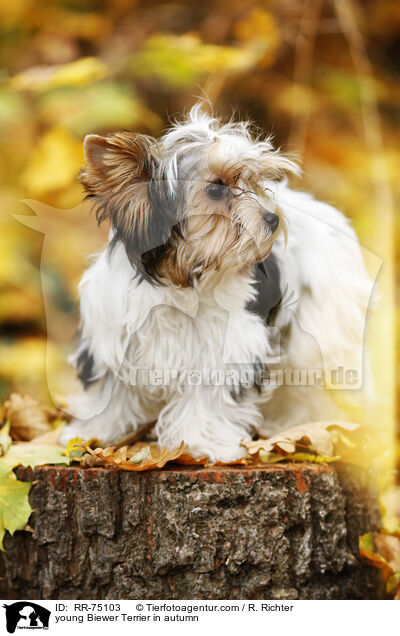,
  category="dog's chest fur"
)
[83,242,273,383]
[129,272,272,375]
